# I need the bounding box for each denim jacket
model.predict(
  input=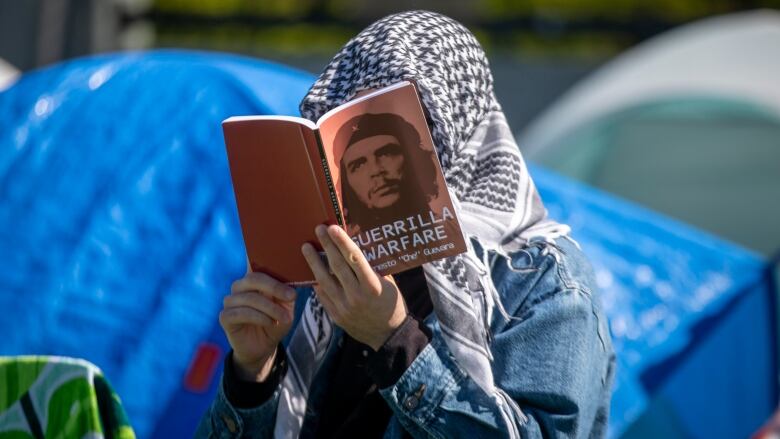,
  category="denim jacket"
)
[196,237,615,438]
